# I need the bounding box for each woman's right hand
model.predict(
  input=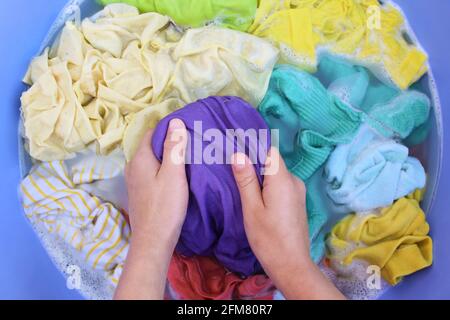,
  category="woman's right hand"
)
[231,148,345,300]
